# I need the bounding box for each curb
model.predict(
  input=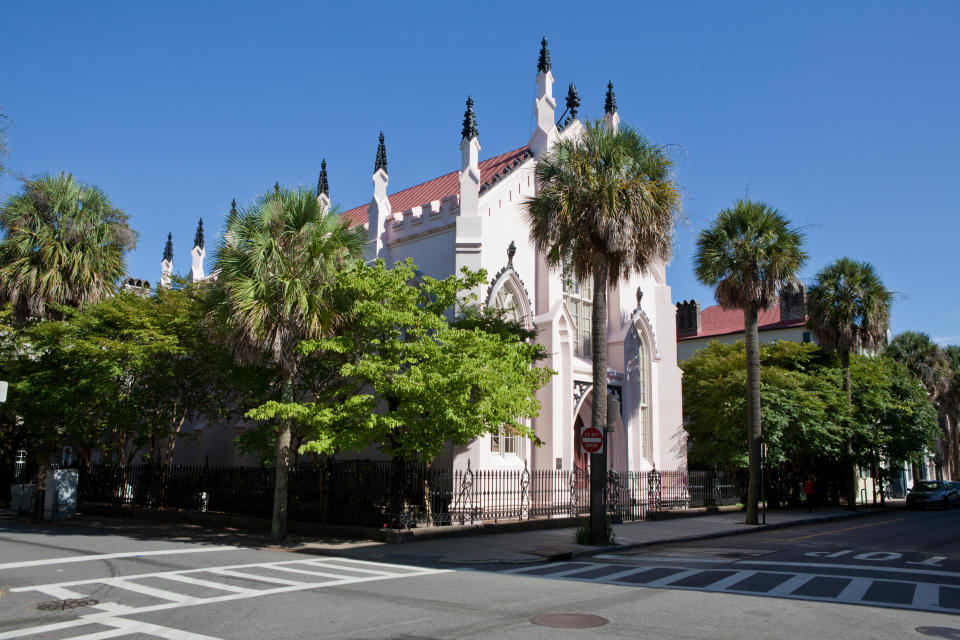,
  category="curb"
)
[550,506,898,562]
